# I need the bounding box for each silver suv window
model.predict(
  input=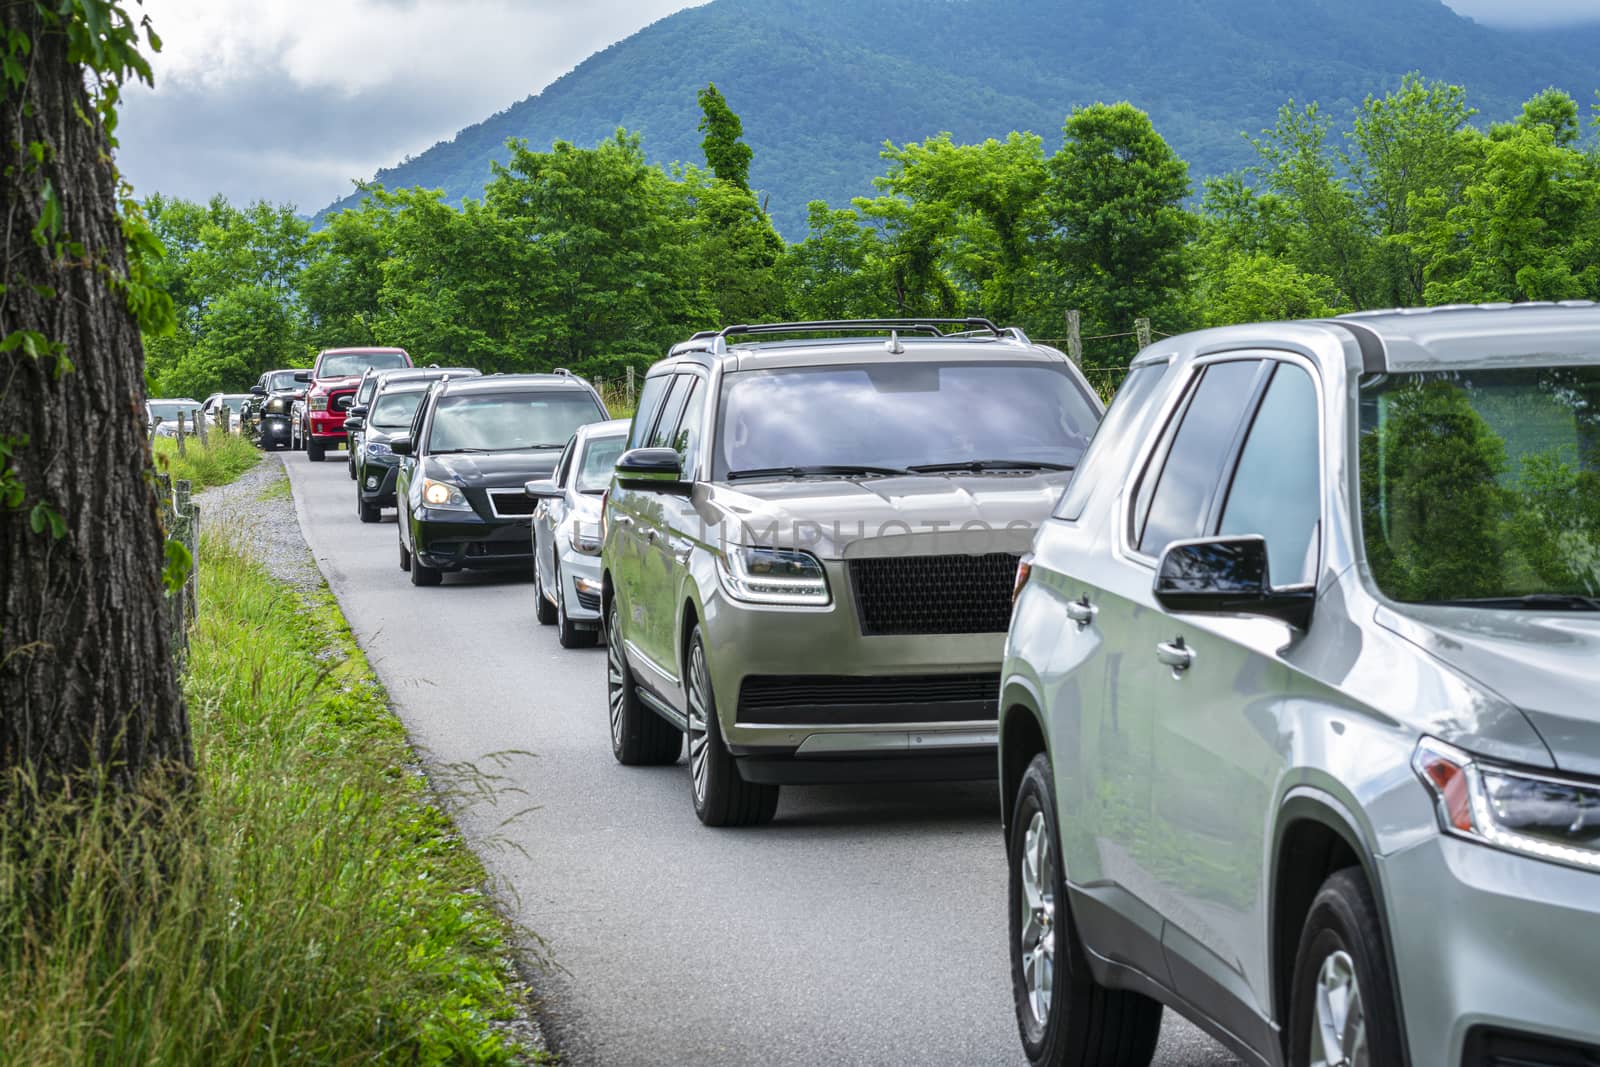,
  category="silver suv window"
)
[1218,363,1321,587]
